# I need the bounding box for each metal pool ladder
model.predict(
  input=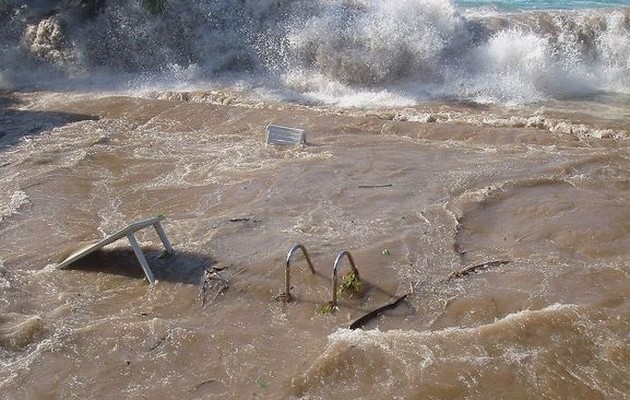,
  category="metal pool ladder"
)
[283,245,362,309]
